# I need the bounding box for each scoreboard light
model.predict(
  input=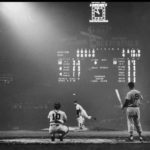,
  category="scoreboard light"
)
[92,54,95,57]
[122,53,125,57]
[138,49,141,53]
[58,59,62,65]
[128,77,131,82]
[88,54,91,57]
[92,49,95,53]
